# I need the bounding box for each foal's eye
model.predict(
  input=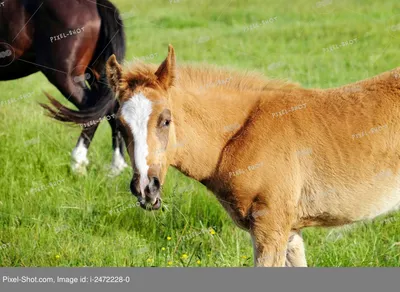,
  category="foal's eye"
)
[162,119,171,128]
